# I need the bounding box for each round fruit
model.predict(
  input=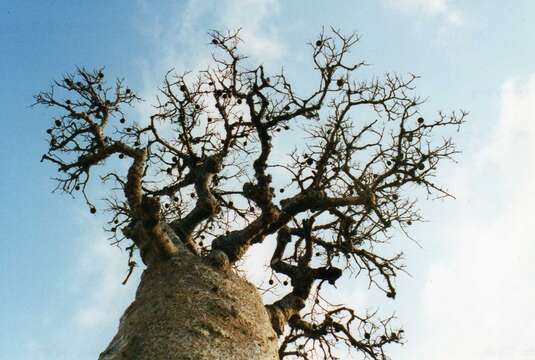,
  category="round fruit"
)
[417,117,424,124]
[120,118,125,124]
[90,207,96,214]
[315,40,322,46]
[306,158,314,166]
[55,120,61,127]
[336,78,344,87]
